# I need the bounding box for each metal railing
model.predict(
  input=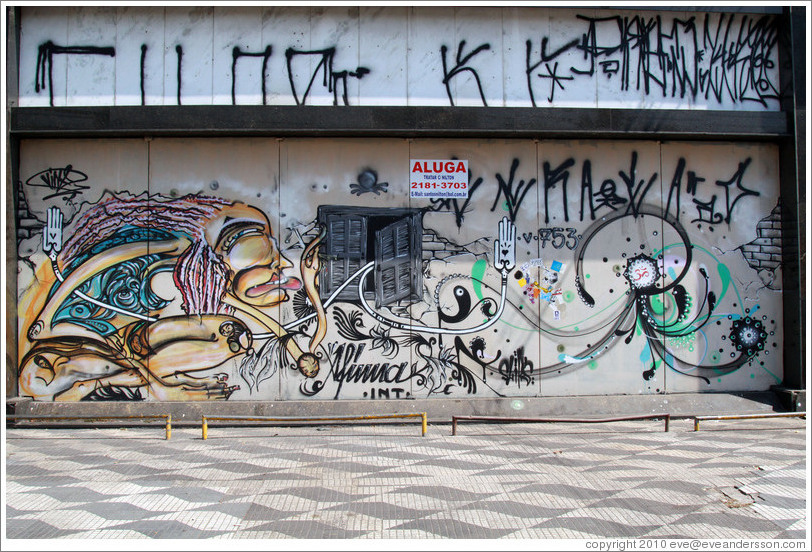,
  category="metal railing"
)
[451,413,671,435]
[10,411,802,438]
[201,412,428,439]
[693,412,806,431]
[6,414,172,440]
